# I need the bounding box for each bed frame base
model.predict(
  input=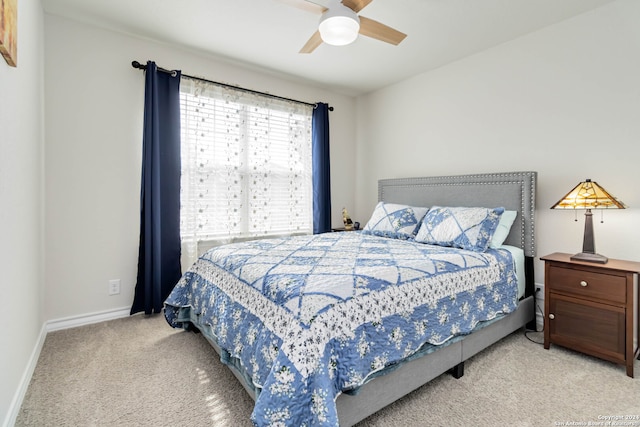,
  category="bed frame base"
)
[187,294,534,426]
[335,295,534,426]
